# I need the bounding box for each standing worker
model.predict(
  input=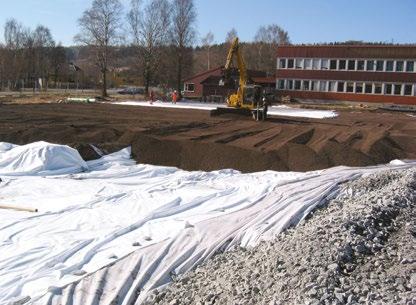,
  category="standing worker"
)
[172,90,178,104]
